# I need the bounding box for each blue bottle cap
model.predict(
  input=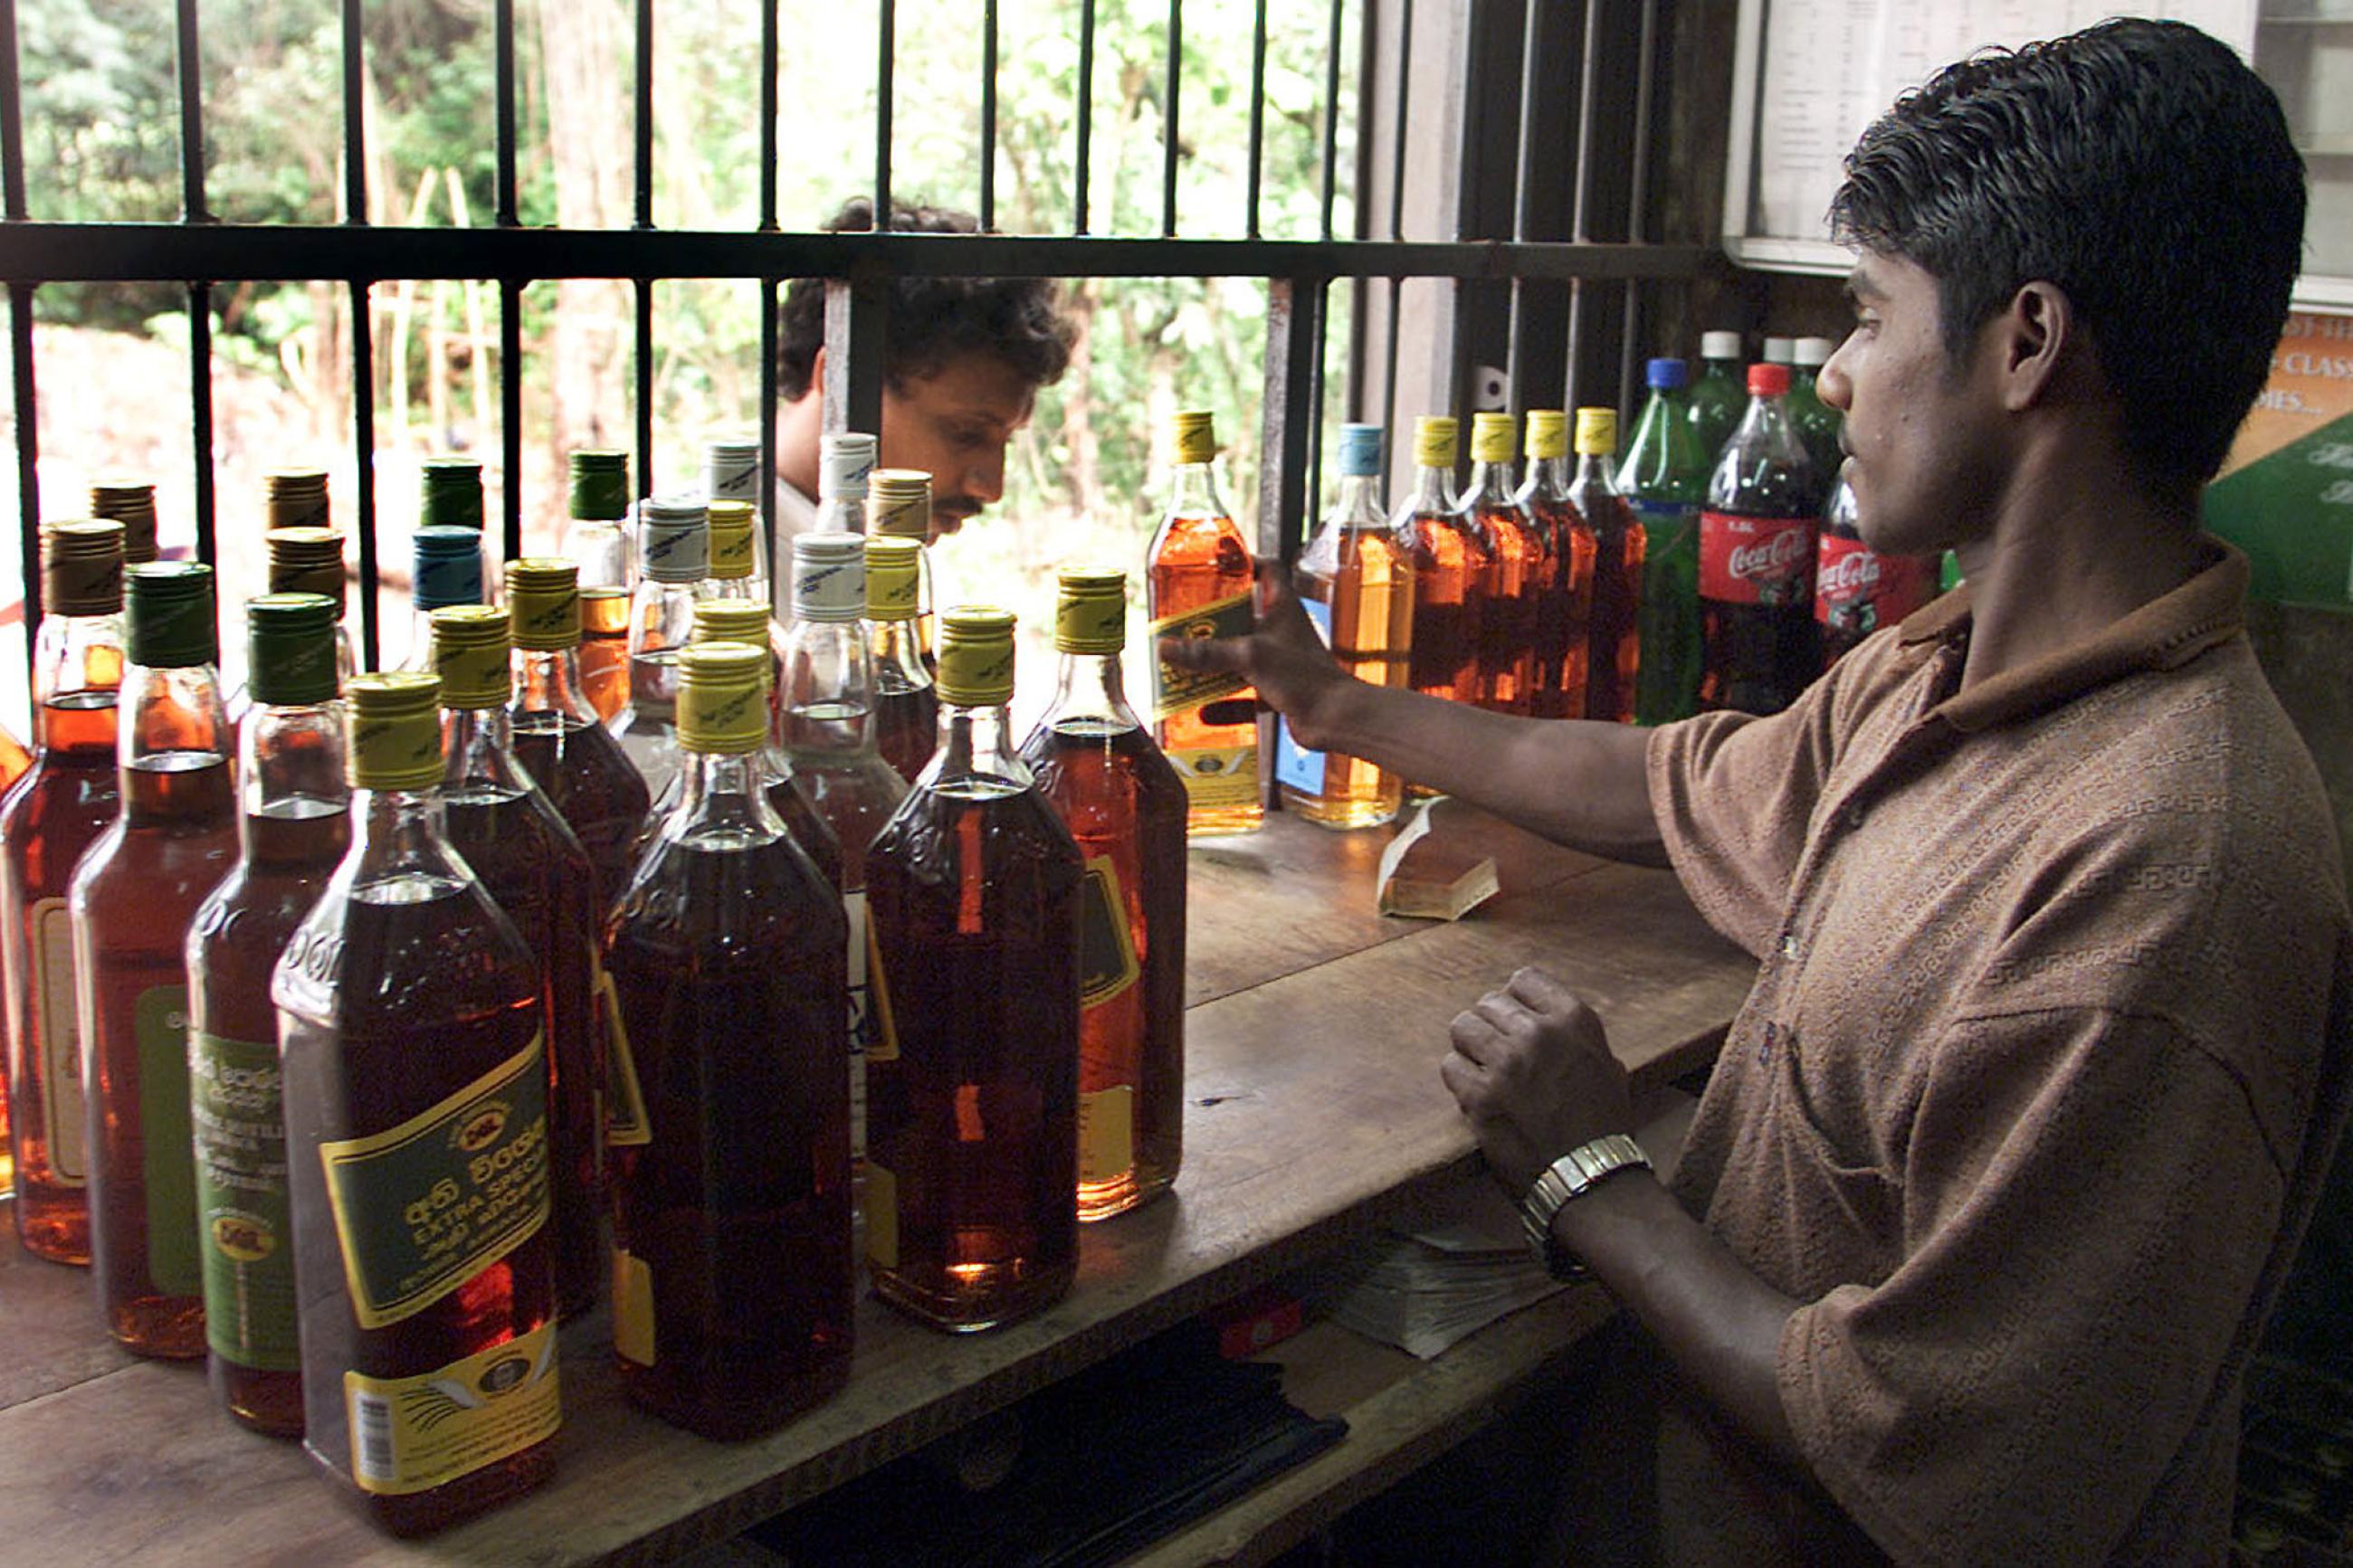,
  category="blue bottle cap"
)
[1646,357,1688,391]
[1338,423,1385,478]
[413,525,485,611]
